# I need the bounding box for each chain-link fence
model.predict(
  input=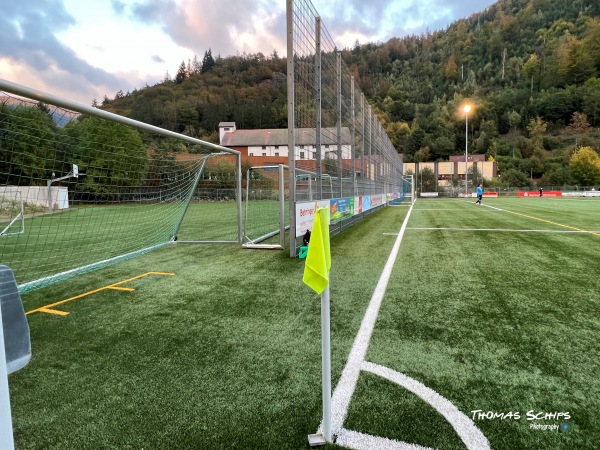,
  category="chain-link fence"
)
[286,0,404,254]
